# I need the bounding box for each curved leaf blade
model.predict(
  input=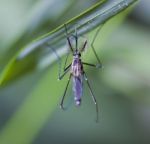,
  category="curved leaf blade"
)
[0,0,137,85]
